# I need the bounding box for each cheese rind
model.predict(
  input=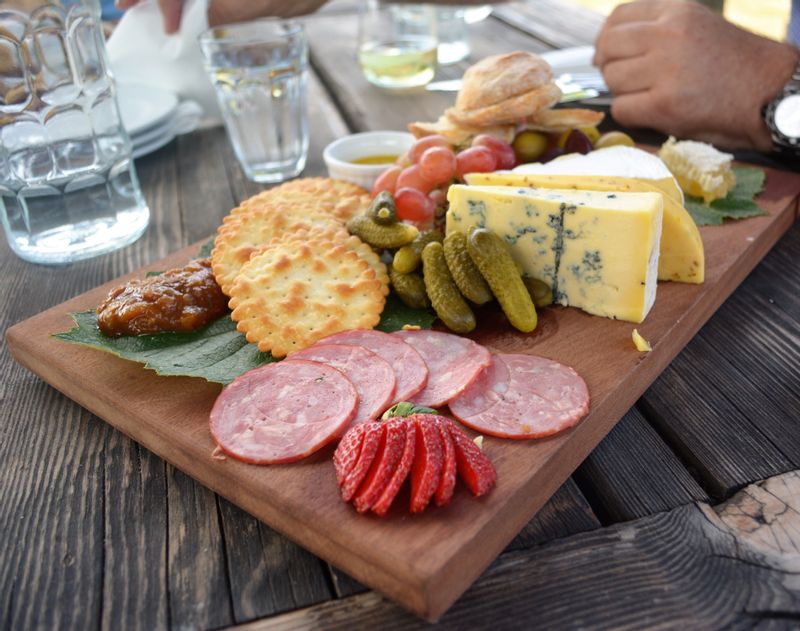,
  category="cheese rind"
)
[446,185,663,323]
[464,172,704,284]
[512,146,684,205]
